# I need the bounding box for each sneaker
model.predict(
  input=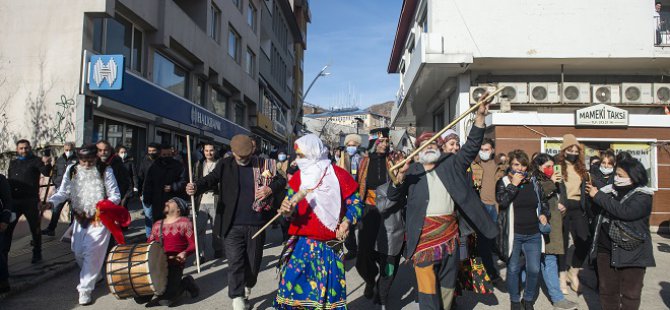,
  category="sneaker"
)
[244,287,252,300]
[232,297,246,310]
[553,299,578,310]
[521,300,535,310]
[31,252,42,264]
[511,302,522,310]
[79,291,92,305]
[41,229,55,236]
